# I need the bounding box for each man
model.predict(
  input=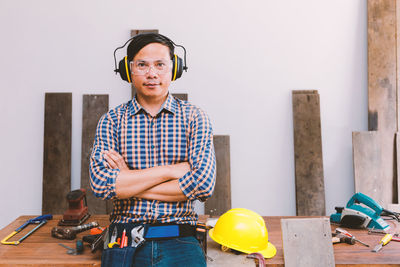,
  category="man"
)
[90,33,216,266]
